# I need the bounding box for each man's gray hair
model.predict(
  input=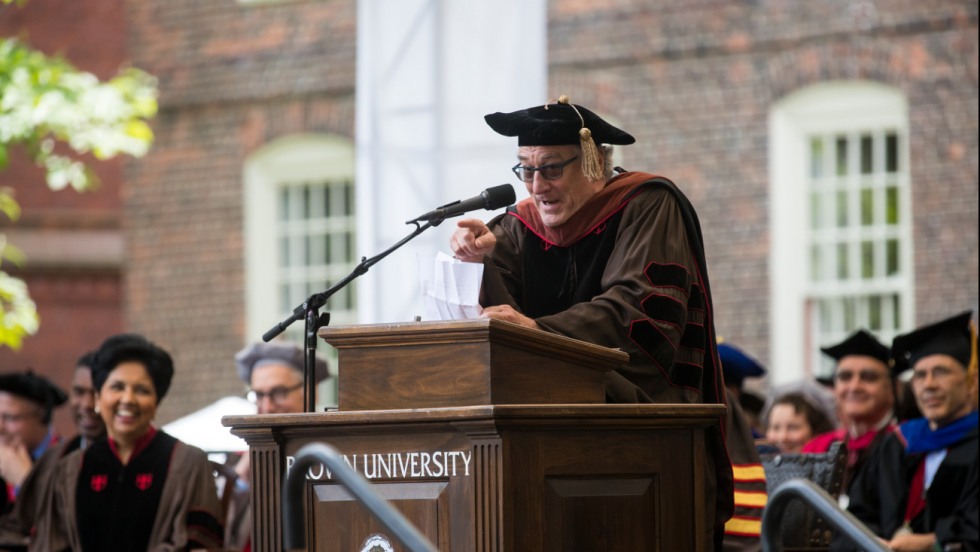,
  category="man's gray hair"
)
[600,145,615,179]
